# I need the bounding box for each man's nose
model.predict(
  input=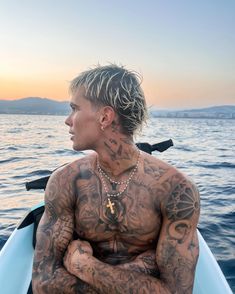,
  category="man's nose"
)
[65,115,71,126]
